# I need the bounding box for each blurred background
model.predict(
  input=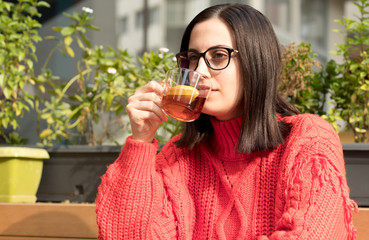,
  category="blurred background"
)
[37,0,357,75]
[18,0,359,143]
